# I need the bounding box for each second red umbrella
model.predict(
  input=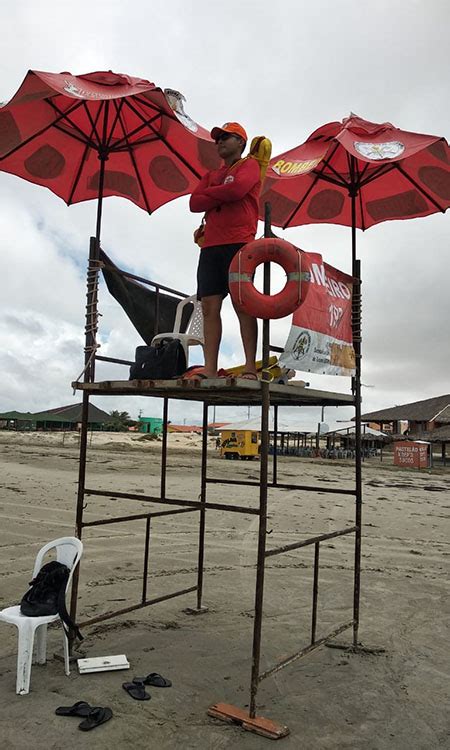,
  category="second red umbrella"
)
[261,113,450,238]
